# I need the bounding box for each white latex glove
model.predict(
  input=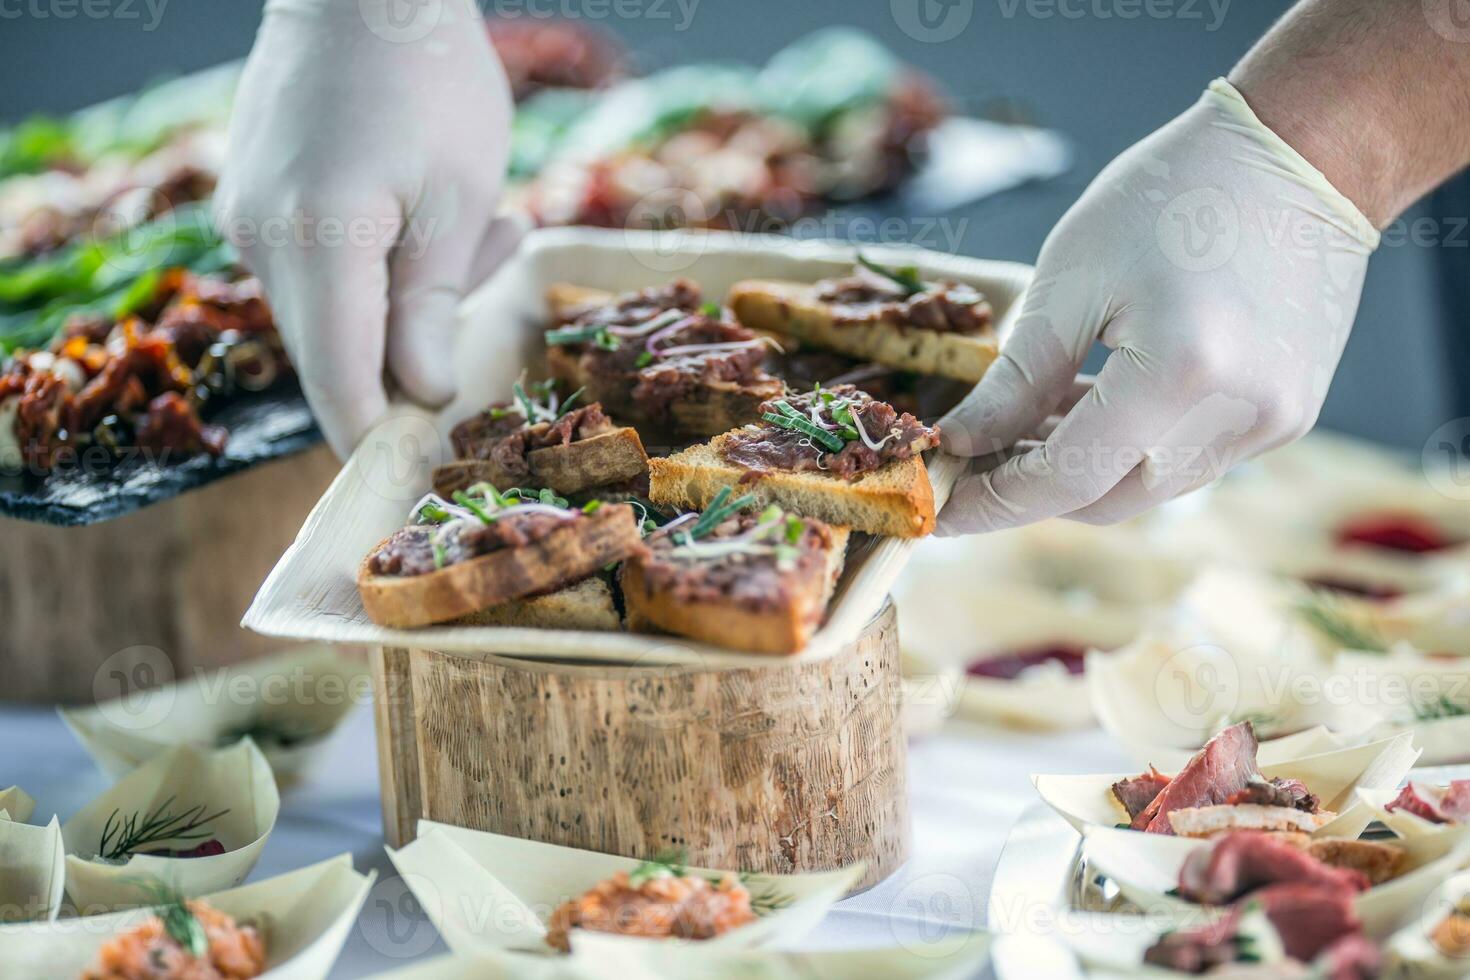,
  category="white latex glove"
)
[216,0,523,457]
[939,79,1380,534]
